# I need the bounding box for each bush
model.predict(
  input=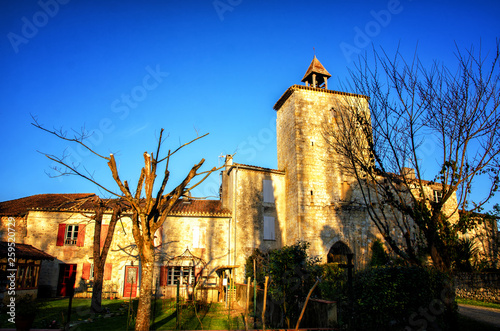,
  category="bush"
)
[244,248,269,287]
[267,241,320,328]
[369,239,389,267]
[317,263,347,301]
[351,266,456,331]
